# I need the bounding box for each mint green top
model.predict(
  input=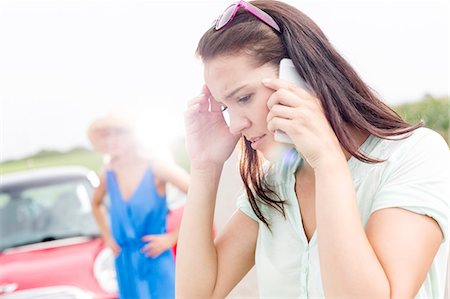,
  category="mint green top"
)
[238,128,449,298]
